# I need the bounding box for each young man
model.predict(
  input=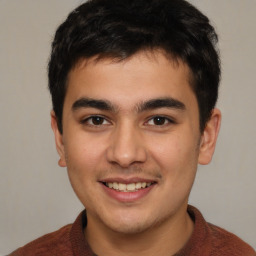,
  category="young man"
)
[10,0,256,255]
